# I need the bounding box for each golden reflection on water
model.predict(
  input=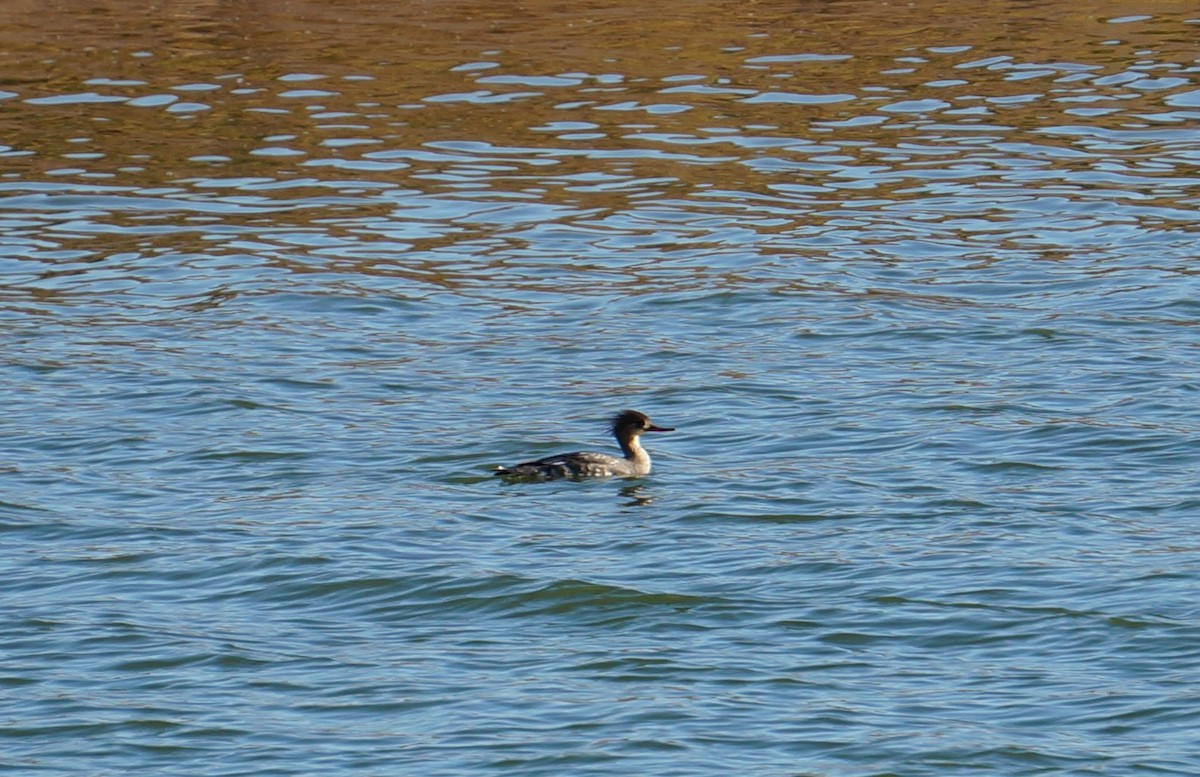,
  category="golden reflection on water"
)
[1,0,1198,302]
[2,0,1197,179]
